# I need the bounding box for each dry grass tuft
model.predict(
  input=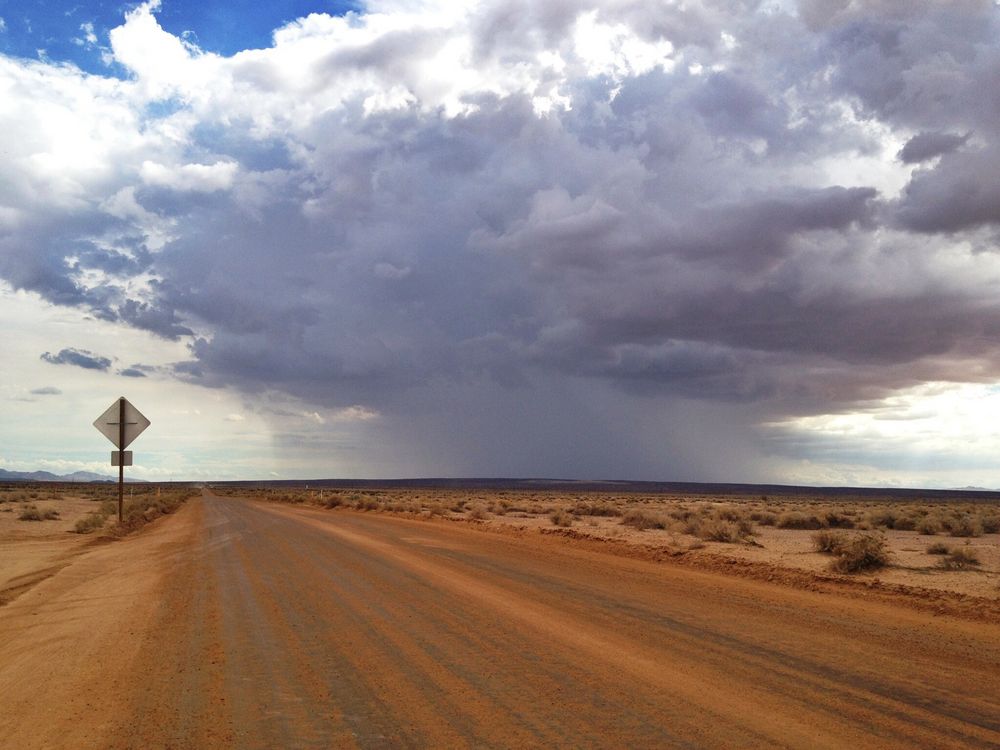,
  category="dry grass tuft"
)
[926,542,951,555]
